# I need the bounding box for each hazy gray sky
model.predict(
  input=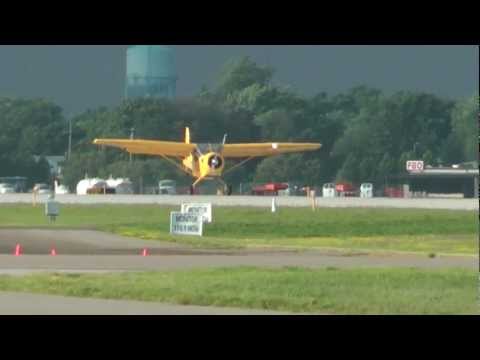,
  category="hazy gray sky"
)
[0,45,477,114]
